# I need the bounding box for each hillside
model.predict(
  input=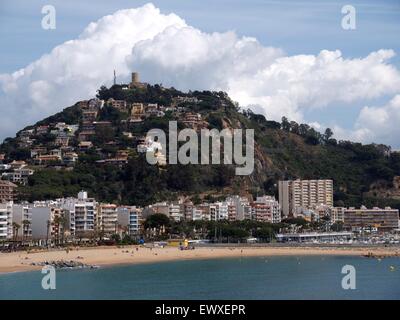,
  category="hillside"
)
[0,83,399,209]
